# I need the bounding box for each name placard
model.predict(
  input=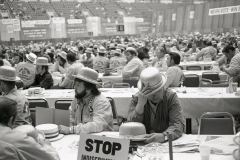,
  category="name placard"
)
[78,134,130,160]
